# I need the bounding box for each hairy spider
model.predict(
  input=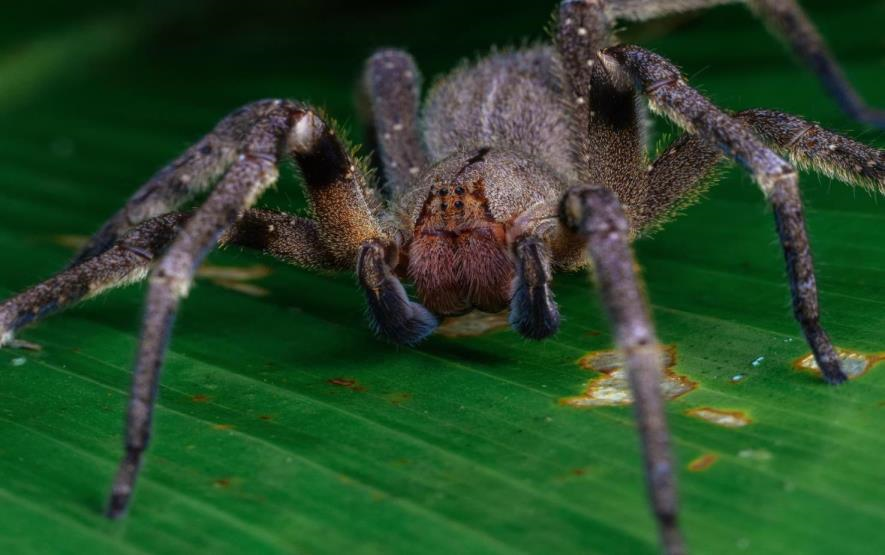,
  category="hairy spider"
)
[1,1,883,553]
